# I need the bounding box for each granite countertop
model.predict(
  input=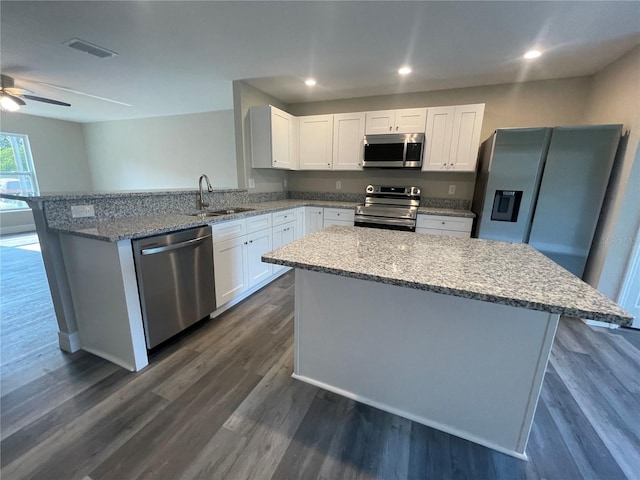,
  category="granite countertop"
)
[48,199,474,241]
[262,225,633,326]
